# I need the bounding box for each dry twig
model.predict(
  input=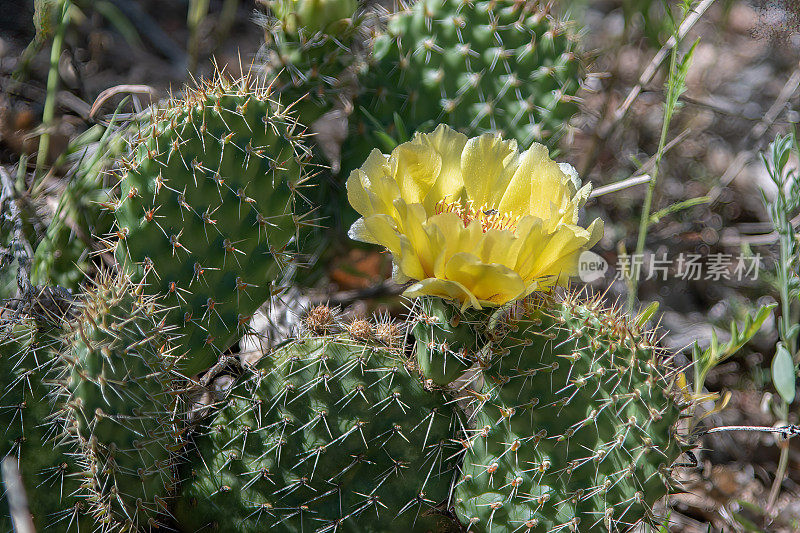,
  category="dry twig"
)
[1,457,36,533]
